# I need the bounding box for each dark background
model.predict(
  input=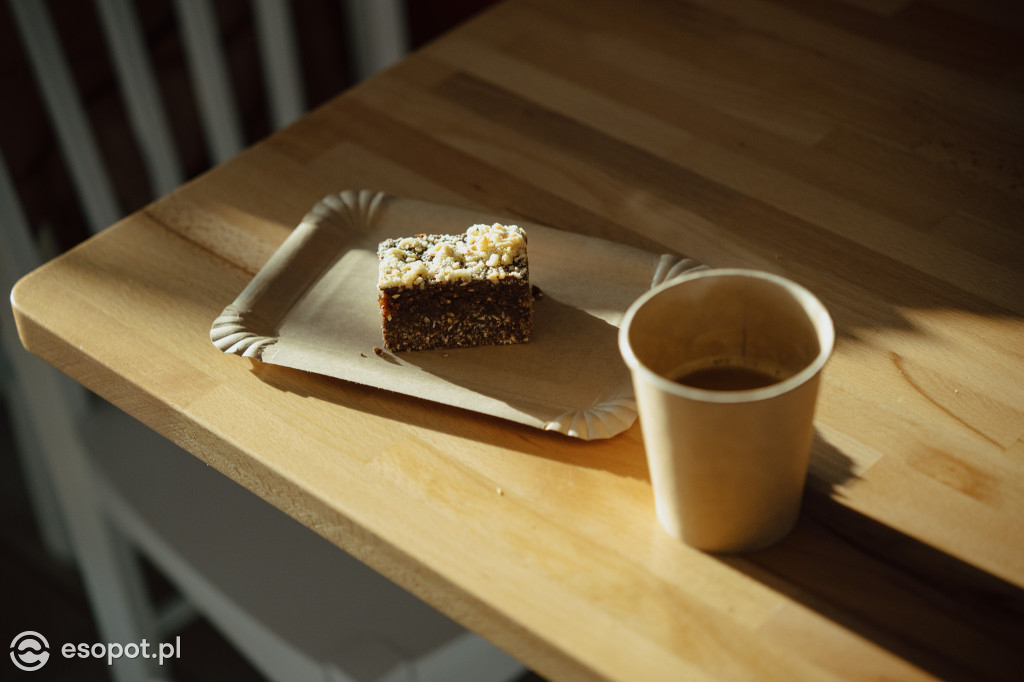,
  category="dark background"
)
[0,0,499,254]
